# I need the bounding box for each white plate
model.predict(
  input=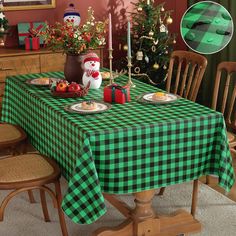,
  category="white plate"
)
[64,100,112,115]
[26,77,60,86]
[143,92,178,103]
